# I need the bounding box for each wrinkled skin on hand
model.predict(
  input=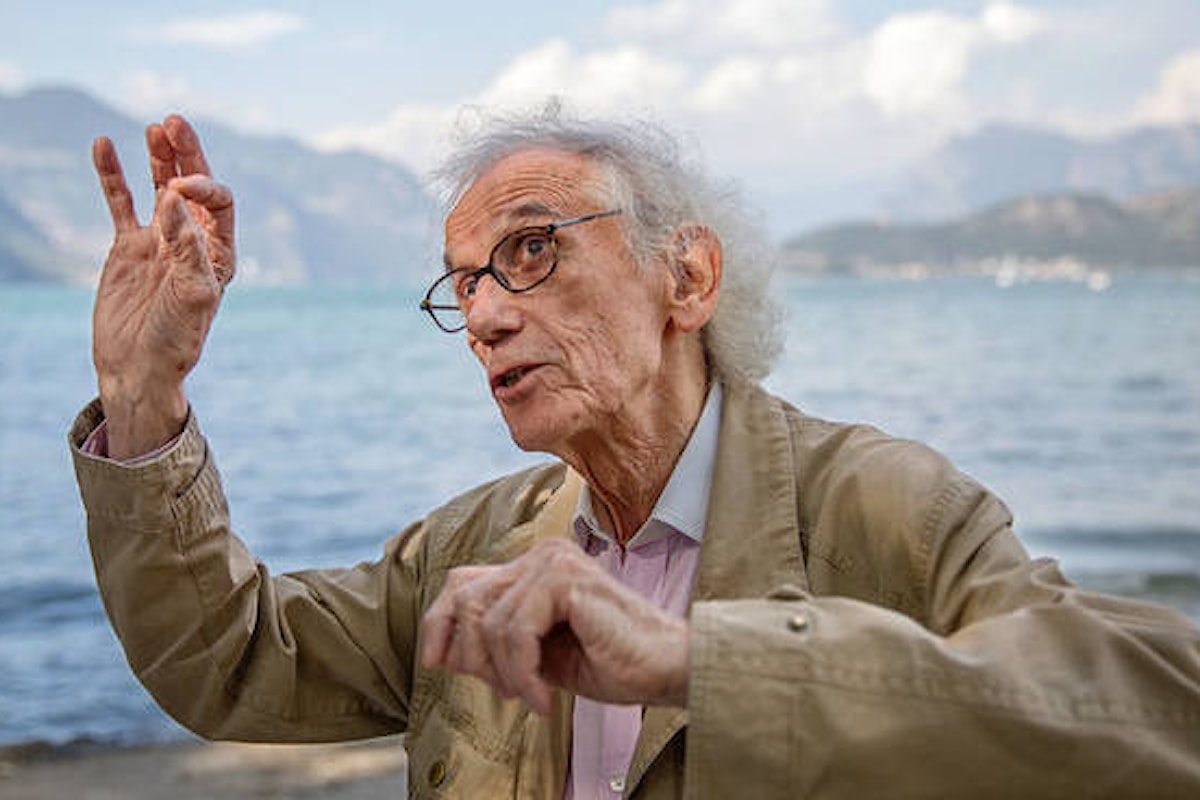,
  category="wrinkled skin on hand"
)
[421,538,690,715]
[91,115,235,459]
